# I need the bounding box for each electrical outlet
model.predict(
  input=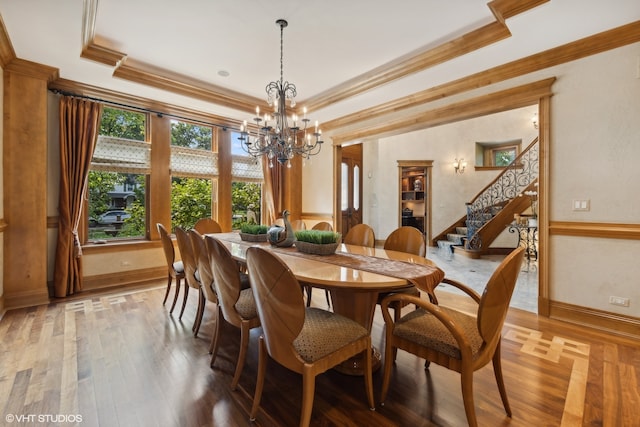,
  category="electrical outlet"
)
[609,296,630,307]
